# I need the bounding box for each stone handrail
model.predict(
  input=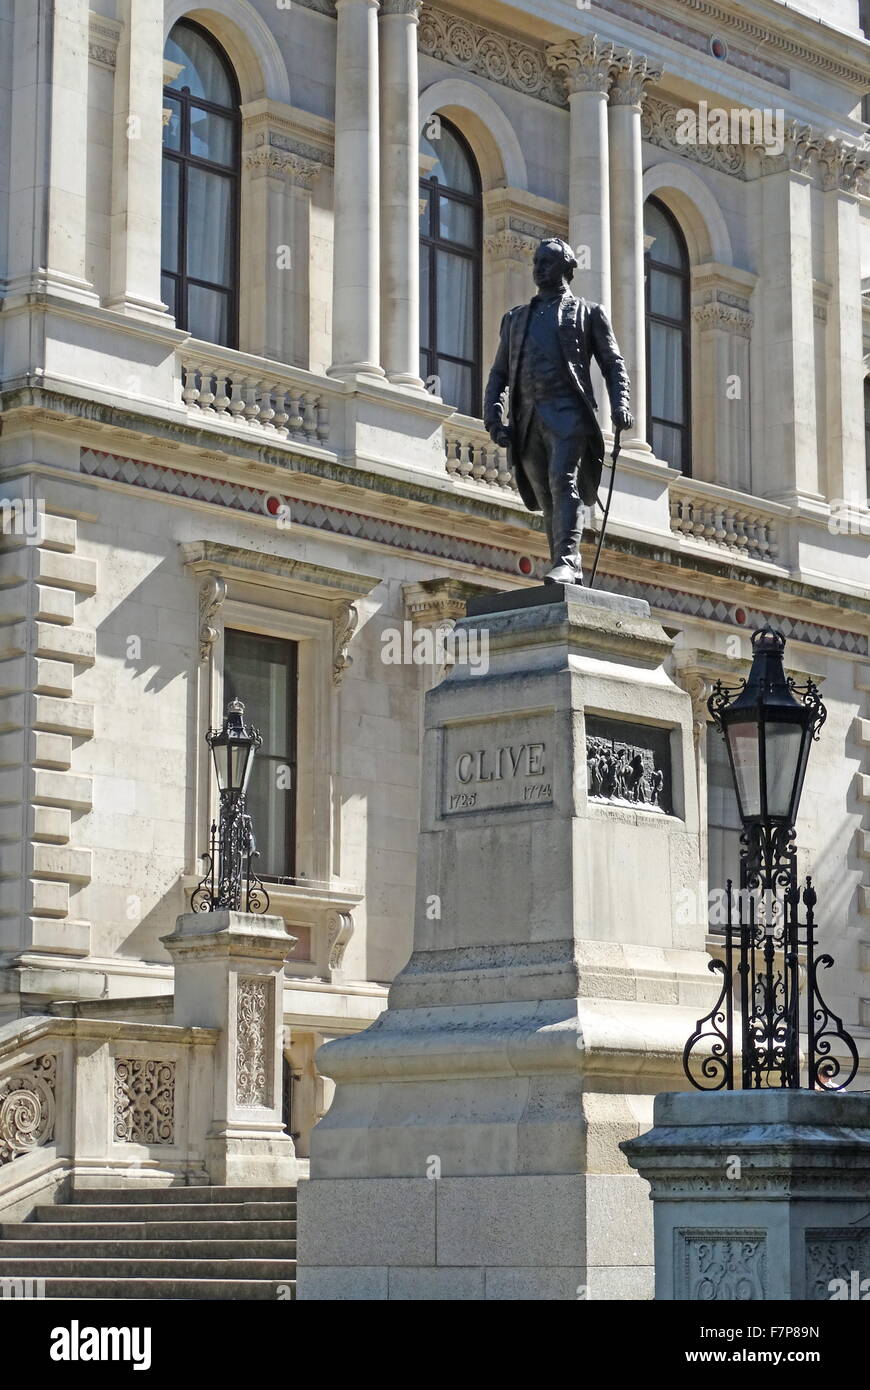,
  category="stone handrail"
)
[178,341,337,446]
[669,479,785,565]
[443,414,518,493]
